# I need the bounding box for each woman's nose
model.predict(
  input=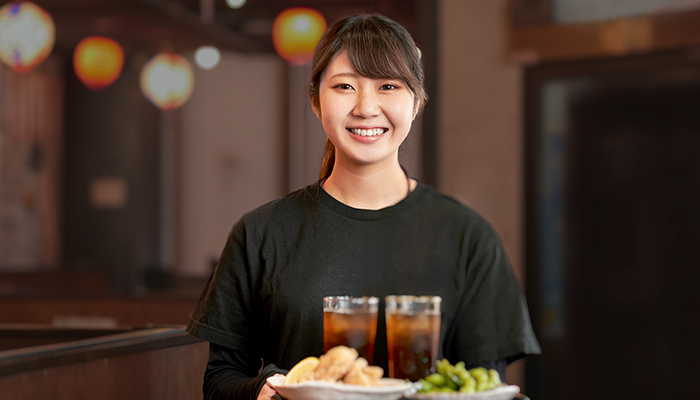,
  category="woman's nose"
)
[352,91,380,118]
